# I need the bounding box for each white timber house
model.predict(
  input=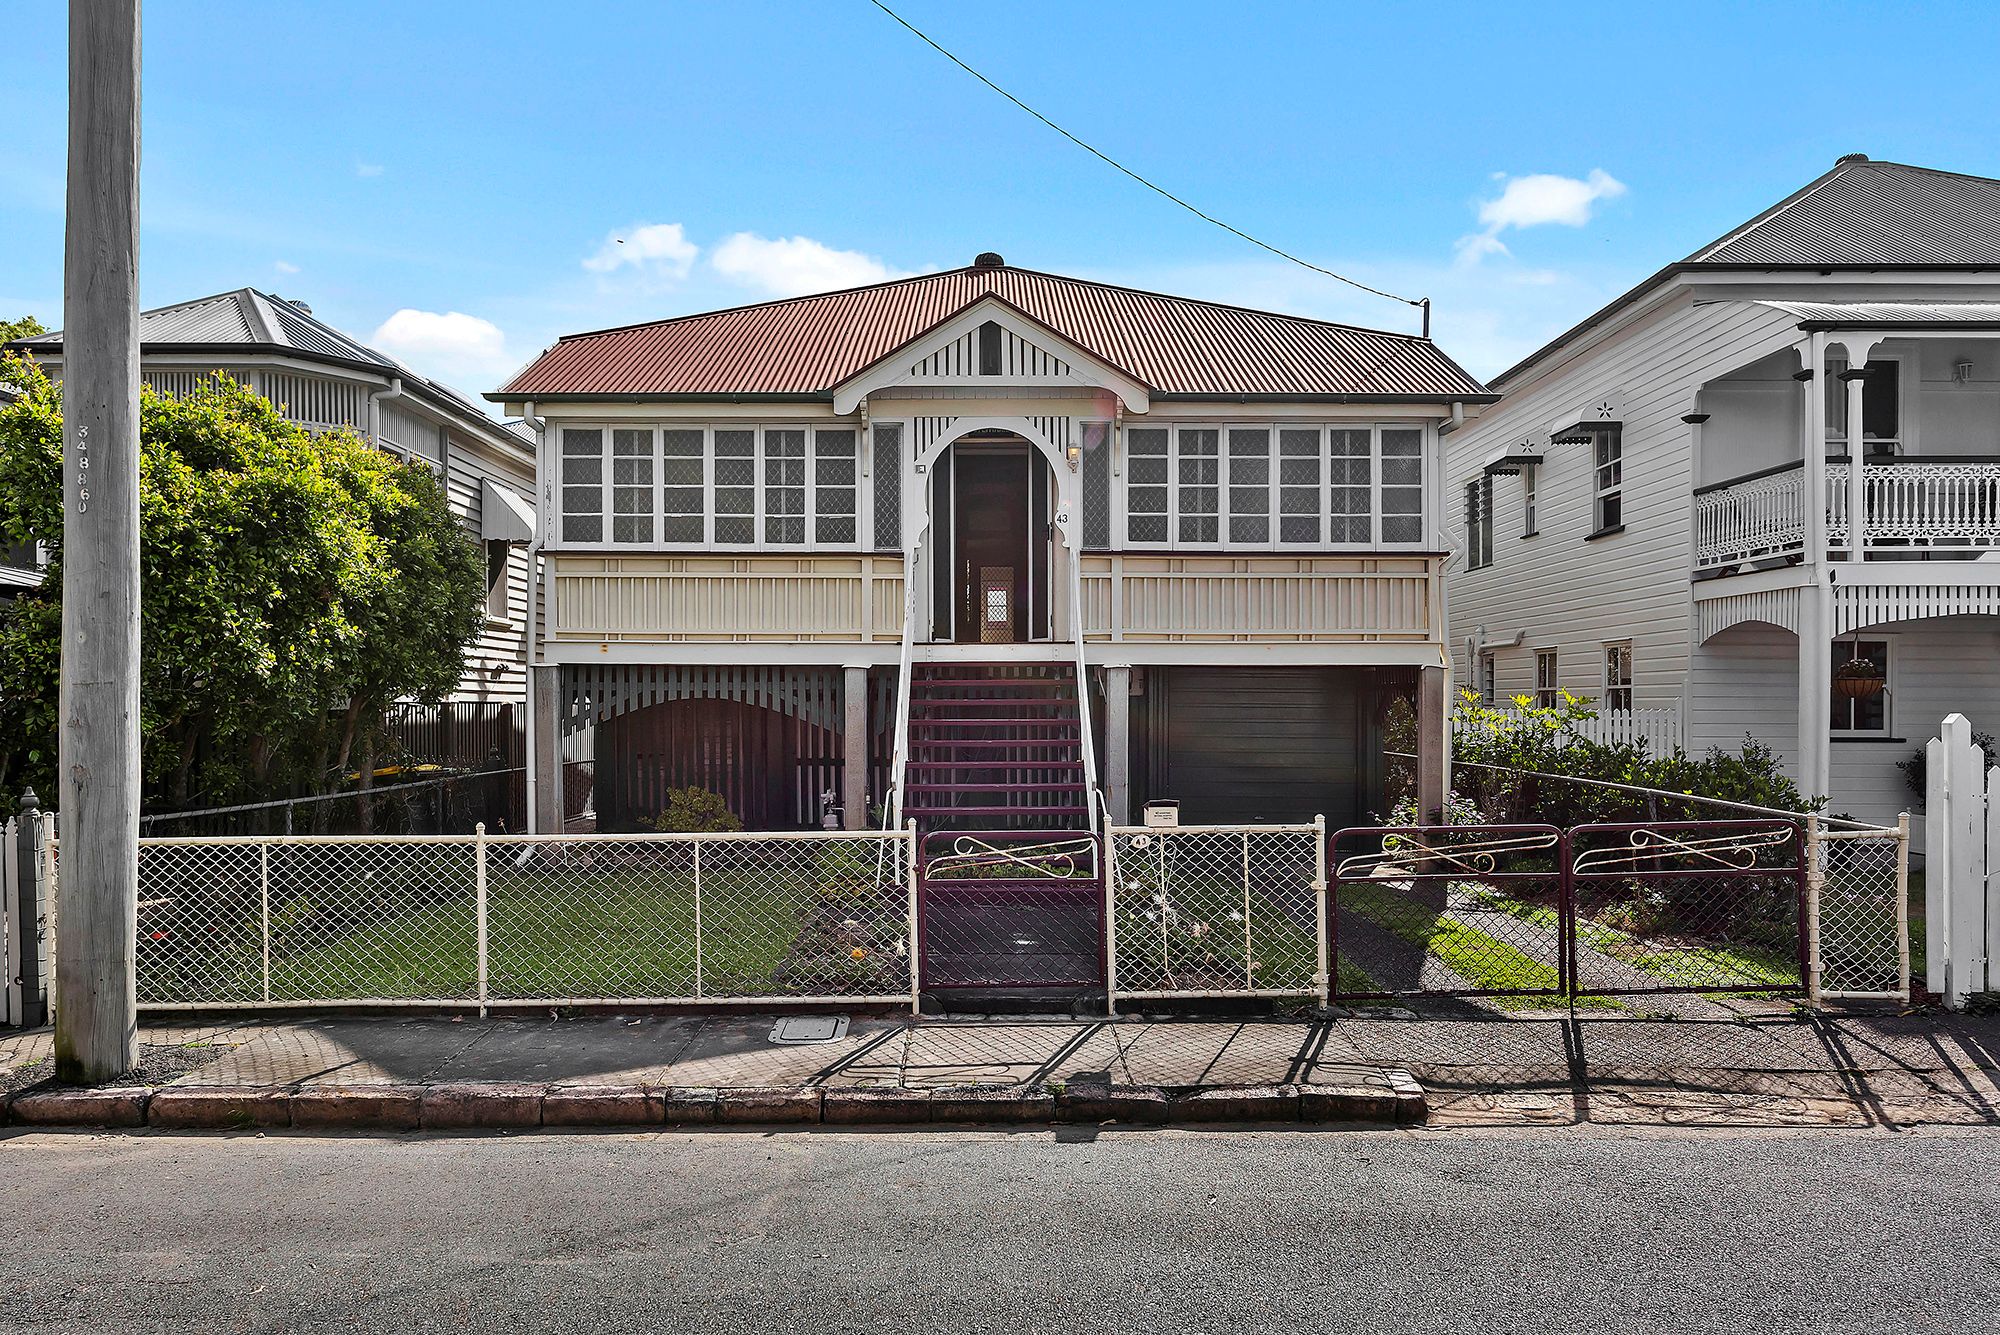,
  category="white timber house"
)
[494,254,1488,837]
[1445,155,2000,829]
[13,291,539,727]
